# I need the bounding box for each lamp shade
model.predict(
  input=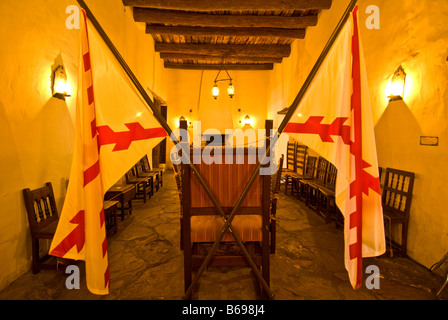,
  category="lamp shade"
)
[52,65,70,100]
[227,84,235,98]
